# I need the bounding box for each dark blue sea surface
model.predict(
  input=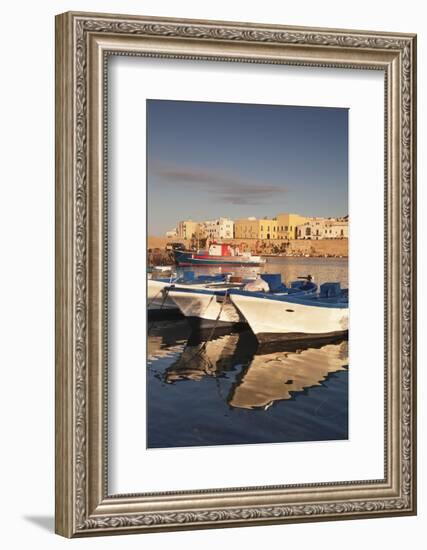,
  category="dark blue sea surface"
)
[147,322,348,449]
